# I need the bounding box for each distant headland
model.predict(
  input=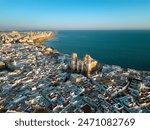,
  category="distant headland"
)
[0,31,55,44]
